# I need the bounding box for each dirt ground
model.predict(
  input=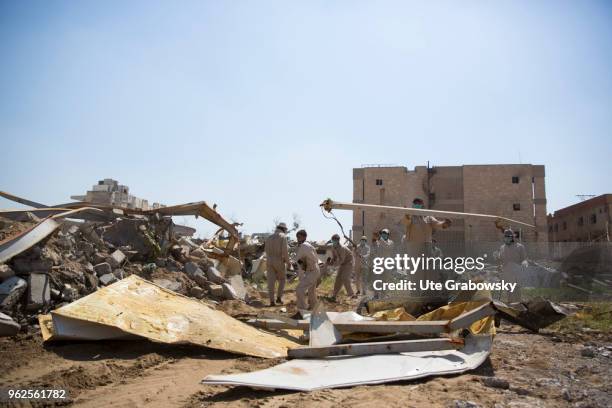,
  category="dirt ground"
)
[1,292,610,408]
